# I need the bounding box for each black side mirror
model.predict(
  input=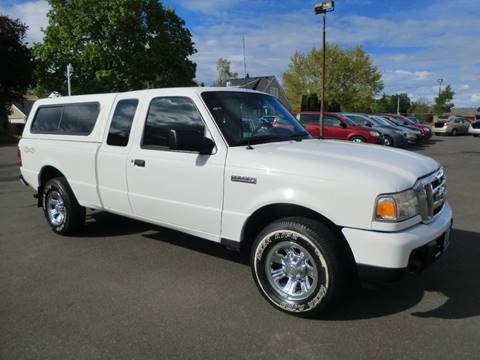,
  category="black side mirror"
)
[340,122,347,128]
[168,129,215,155]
